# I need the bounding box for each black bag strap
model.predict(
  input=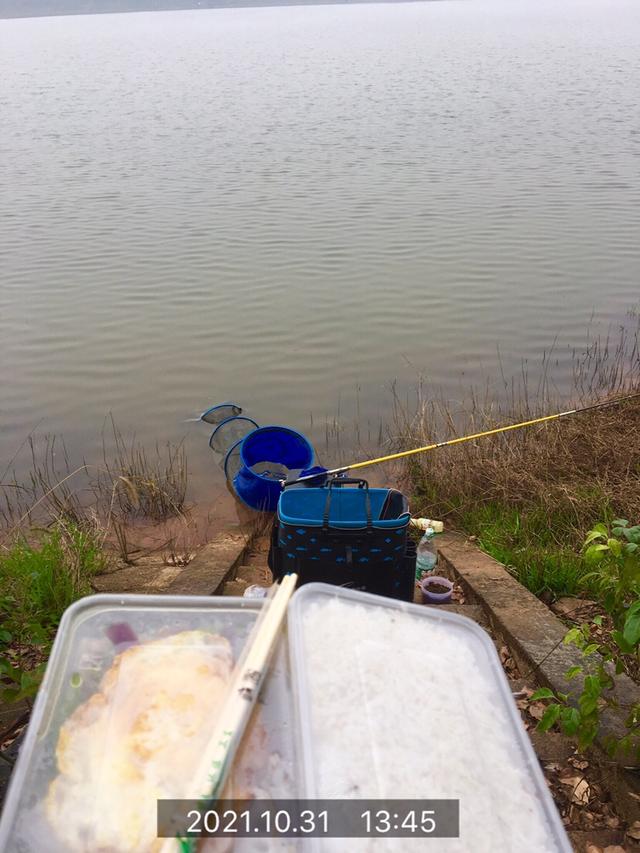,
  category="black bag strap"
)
[322,478,372,533]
